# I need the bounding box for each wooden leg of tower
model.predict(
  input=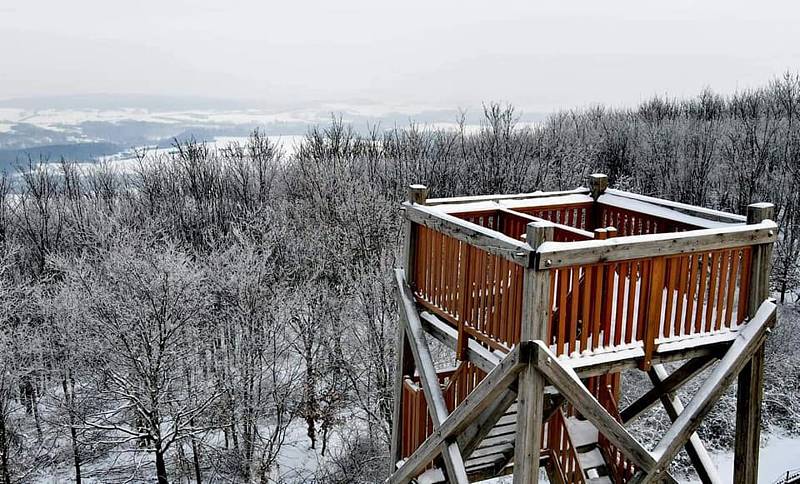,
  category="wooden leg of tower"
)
[390,325,414,472]
[513,364,545,484]
[733,347,765,484]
